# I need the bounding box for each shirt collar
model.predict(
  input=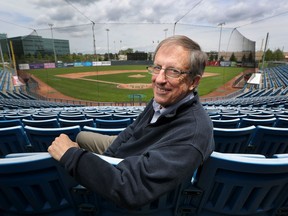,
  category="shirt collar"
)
[153,92,195,115]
